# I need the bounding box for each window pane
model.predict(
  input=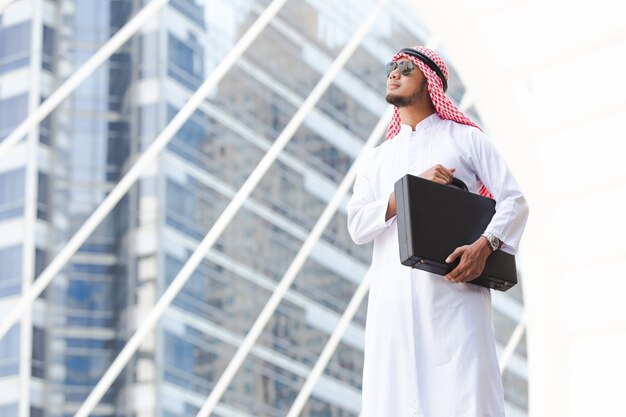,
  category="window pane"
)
[167,33,204,90]
[0,21,31,74]
[0,325,19,377]
[0,404,18,417]
[0,245,21,297]
[32,327,46,378]
[42,25,55,72]
[67,279,113,311]
[0,169,25,220]
[0,94,28,140]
